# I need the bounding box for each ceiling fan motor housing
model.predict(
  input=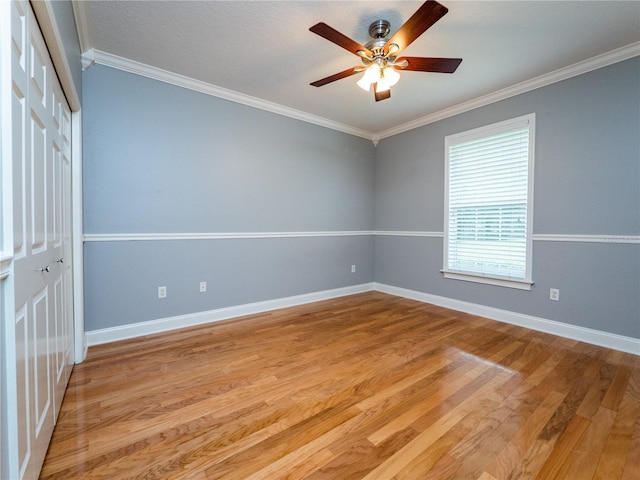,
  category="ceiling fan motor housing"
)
[368,20,391,39]
[365,20,393,61]
[363,19,402,70]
